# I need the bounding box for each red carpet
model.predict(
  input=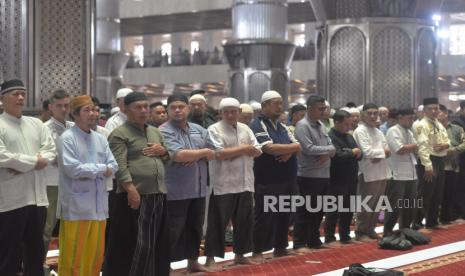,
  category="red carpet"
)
[208,223,465,275]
